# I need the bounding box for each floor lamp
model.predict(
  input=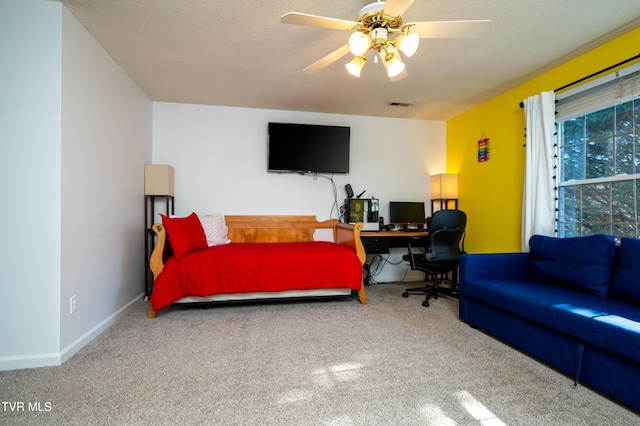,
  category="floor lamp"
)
[431,173,458,215]
[144,164,175,298]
